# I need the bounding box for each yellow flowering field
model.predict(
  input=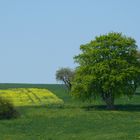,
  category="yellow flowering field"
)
[0,88,64,107]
